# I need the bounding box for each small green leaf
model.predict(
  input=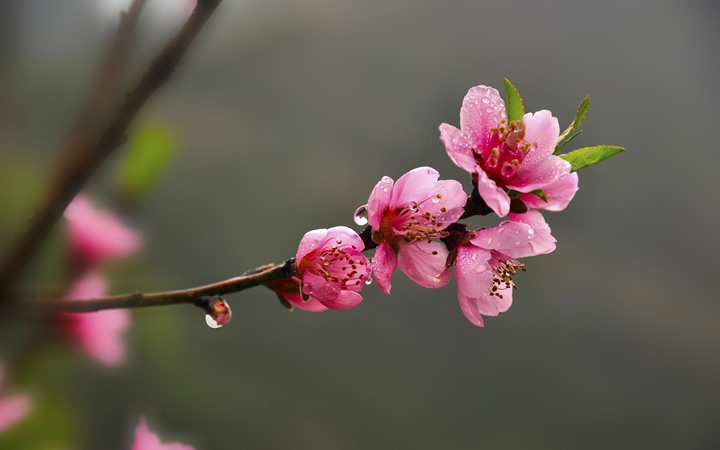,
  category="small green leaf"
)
[118,125,174,197]
[560,145,625,172]
[529,189,548,202]
[556,95,590,150]
[503,78,525,122]
[555,129,583,154]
